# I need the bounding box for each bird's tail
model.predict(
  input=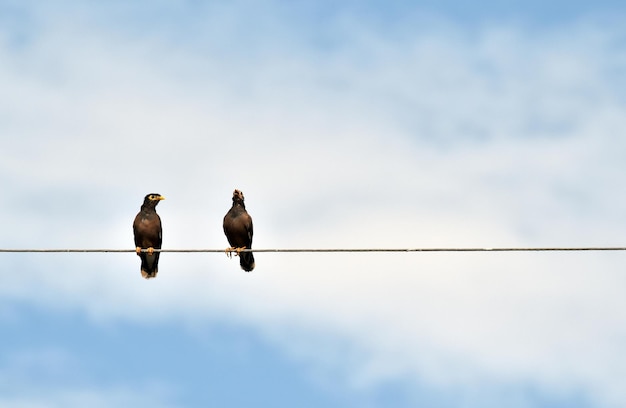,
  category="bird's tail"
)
[140,253,160,279]
[239,251,255,272]
[141,268,158,279]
